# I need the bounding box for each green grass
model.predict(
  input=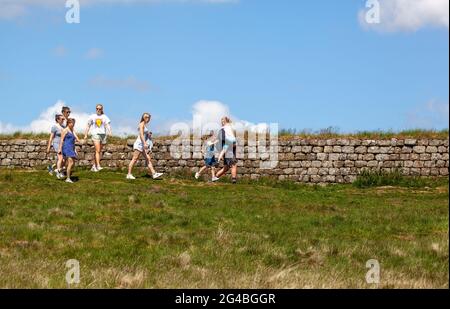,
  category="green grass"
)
[1,128,448,141]
[353,169,449,189]
[278,128,449,139]
[0,169,448,288]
